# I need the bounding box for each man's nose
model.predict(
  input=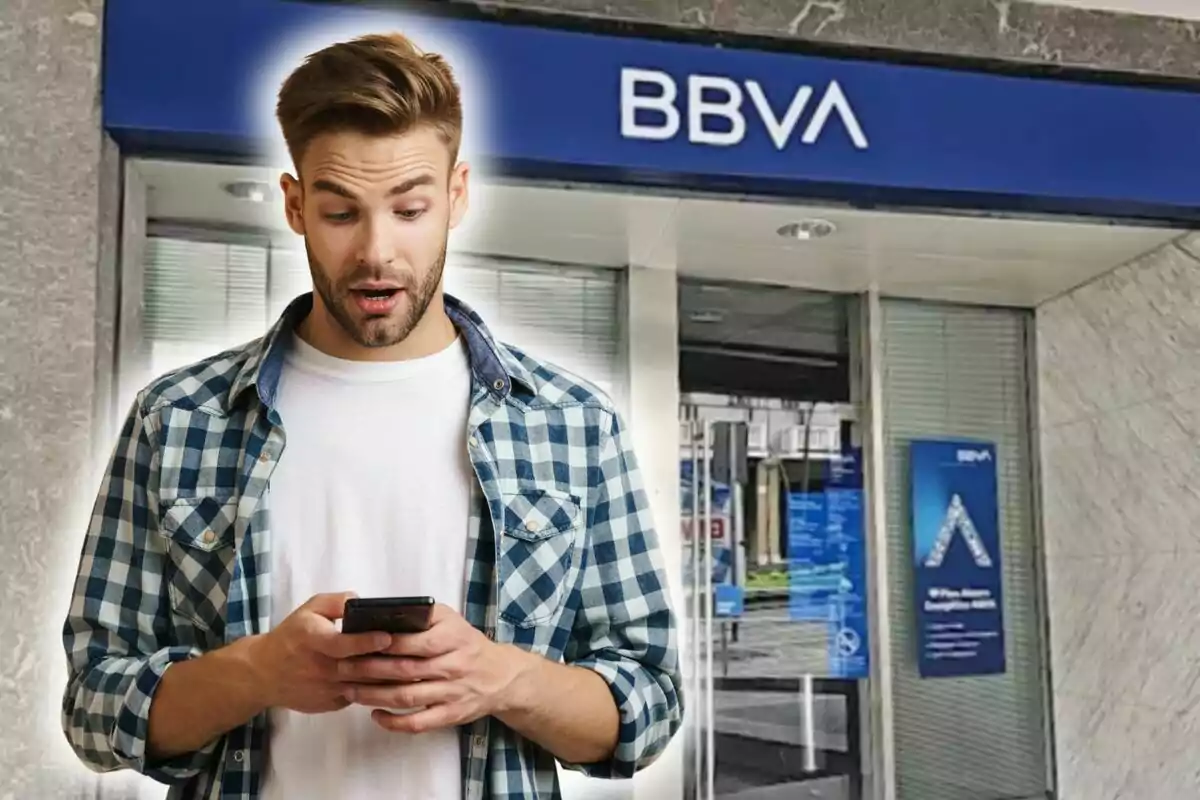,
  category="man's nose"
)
[355,214,394,267]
